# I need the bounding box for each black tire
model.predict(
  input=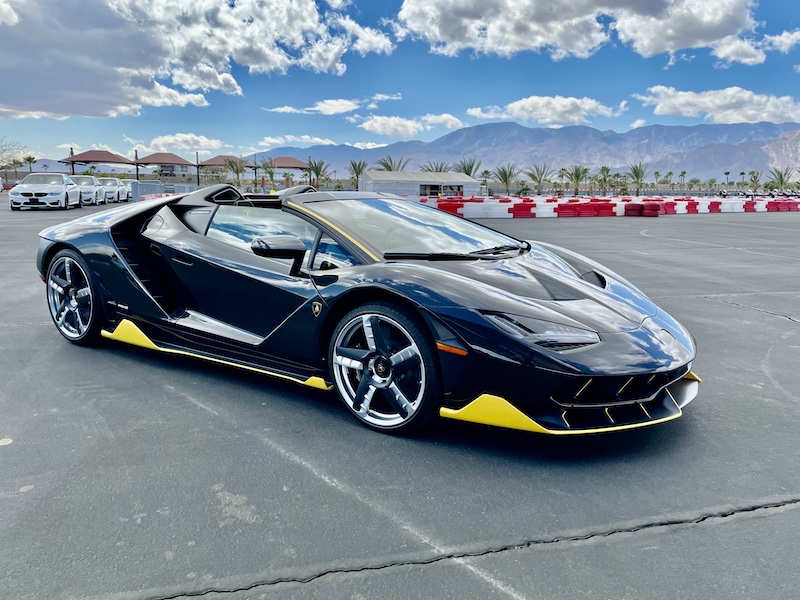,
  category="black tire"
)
[10,206,20,211]
[45,249,104,345]
[329,303,441,433]
[63,194,70,210]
